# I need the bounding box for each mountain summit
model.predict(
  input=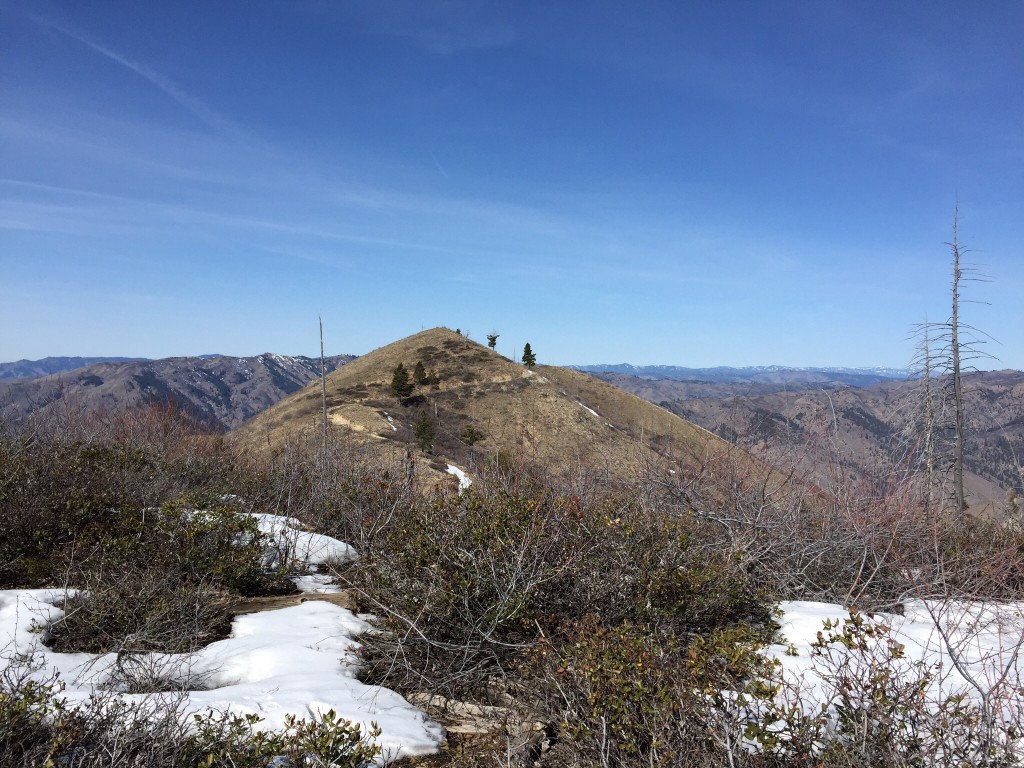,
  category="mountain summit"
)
[233,328,735,485]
